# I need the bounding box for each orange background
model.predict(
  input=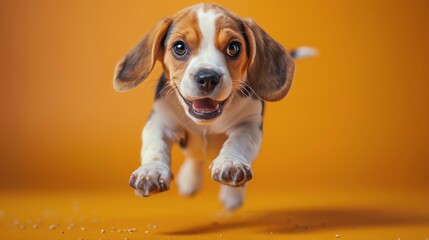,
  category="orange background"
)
[1,0,428,195]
